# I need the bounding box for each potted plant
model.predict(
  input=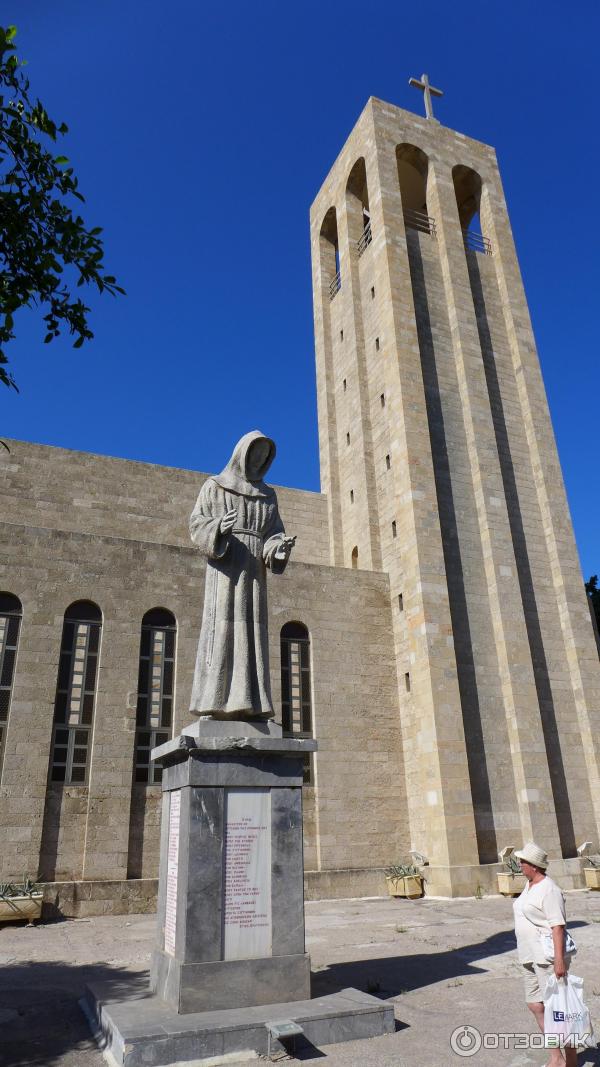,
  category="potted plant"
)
[385,863,424,899]
[0,877,43,925]
[583,855,600,890]
[497,854,526,896]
